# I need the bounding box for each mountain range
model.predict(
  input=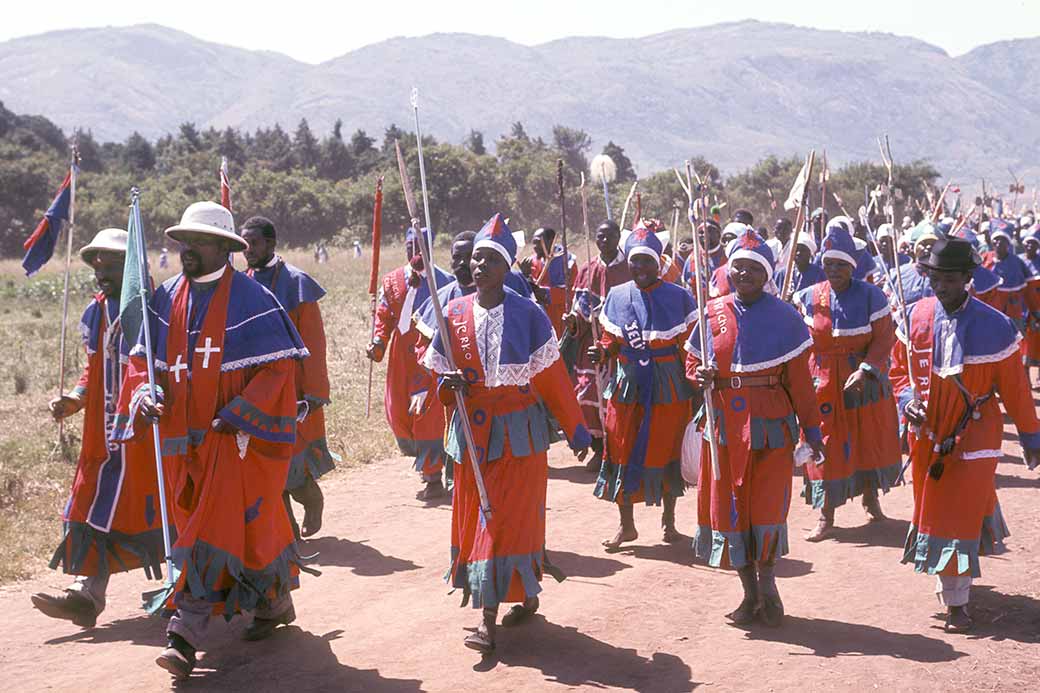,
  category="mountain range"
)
[1,21,1037,185]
